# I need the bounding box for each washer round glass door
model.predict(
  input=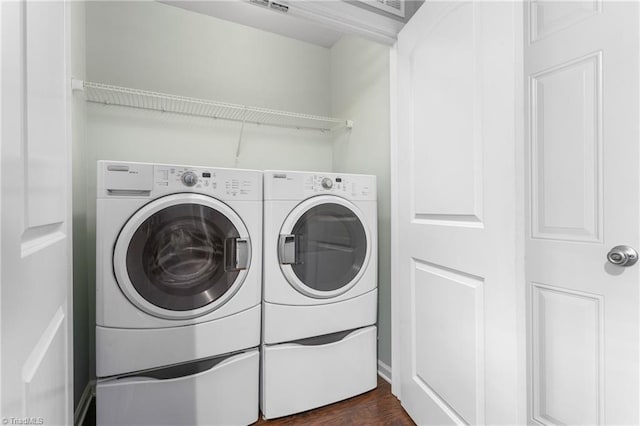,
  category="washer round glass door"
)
[113,193,251,320]
[278,195,371,299]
